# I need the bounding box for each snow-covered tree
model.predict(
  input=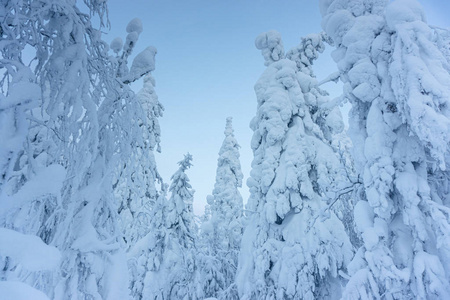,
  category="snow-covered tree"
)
[1,1,160,298]
[128,183,168,300]
[321,0,450,298]
[199,117,244,299]
[1,1,126,298]
[146,154,200,300]
[236,30,352,300]
[108,20,164,250]
[119,57,166,299]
